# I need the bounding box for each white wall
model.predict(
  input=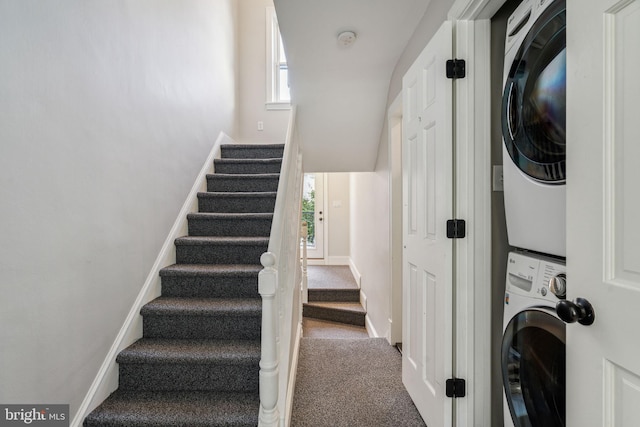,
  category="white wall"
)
[237,0,290,143]
[349,139,392,336]
[0,0,238,415]
[347,0,451,338]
